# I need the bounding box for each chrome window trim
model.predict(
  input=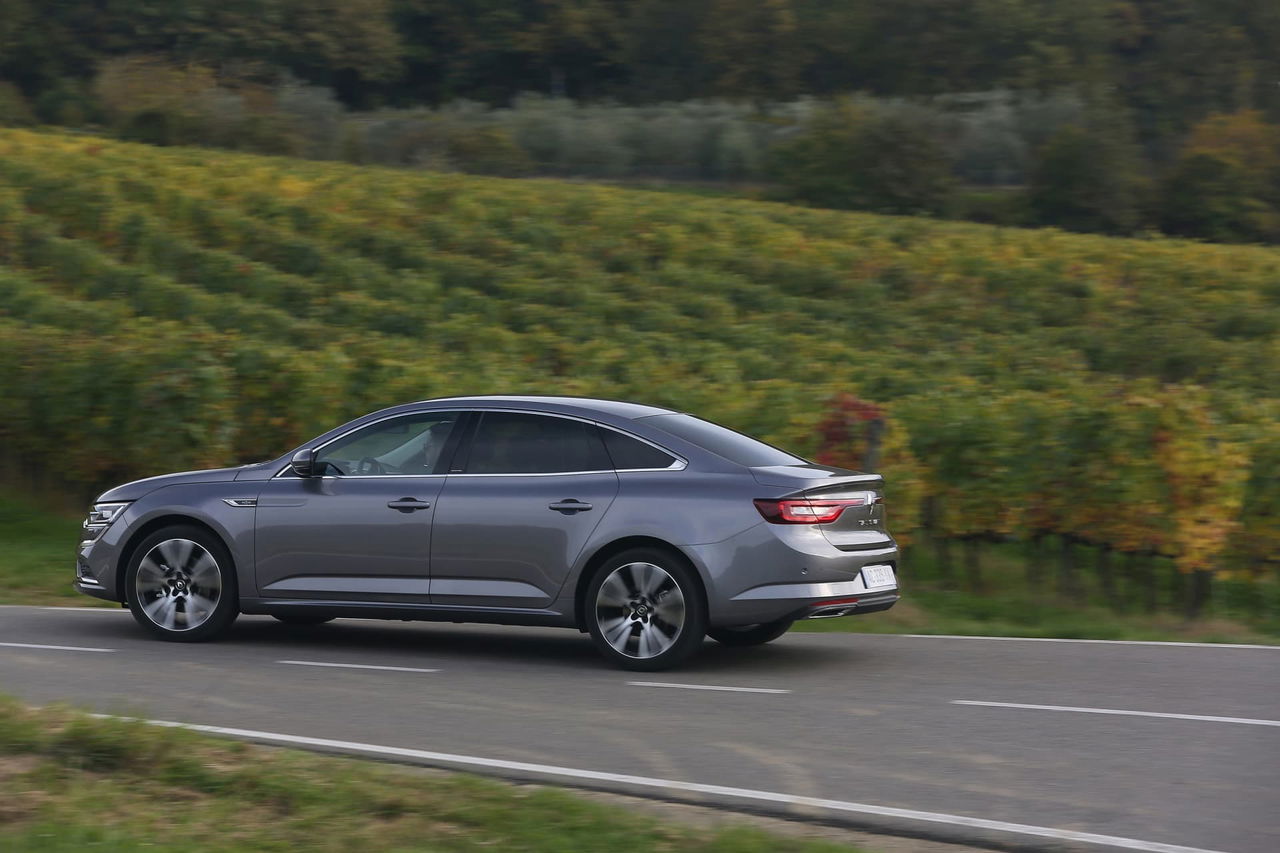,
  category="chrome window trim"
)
[272,407,688,479]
